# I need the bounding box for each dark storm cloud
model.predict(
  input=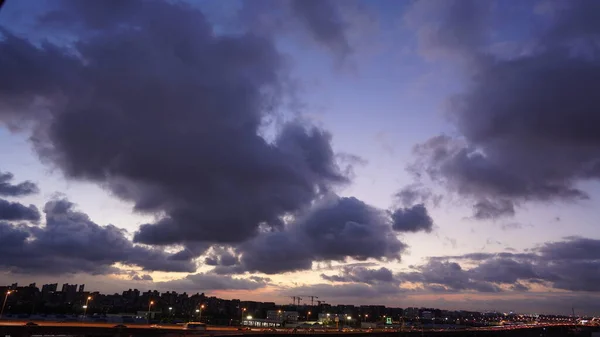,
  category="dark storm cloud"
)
[220,196,431,275]
[0,0,355,249]
[290,0,351,57]
[321,266,395,284]
[407,1,600,218]
[157,273,269,292]
[390,204,433,233]
[0,171,38,197]
[0,199,40,222]
[405,237,600,292]
[0,198,196,275]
